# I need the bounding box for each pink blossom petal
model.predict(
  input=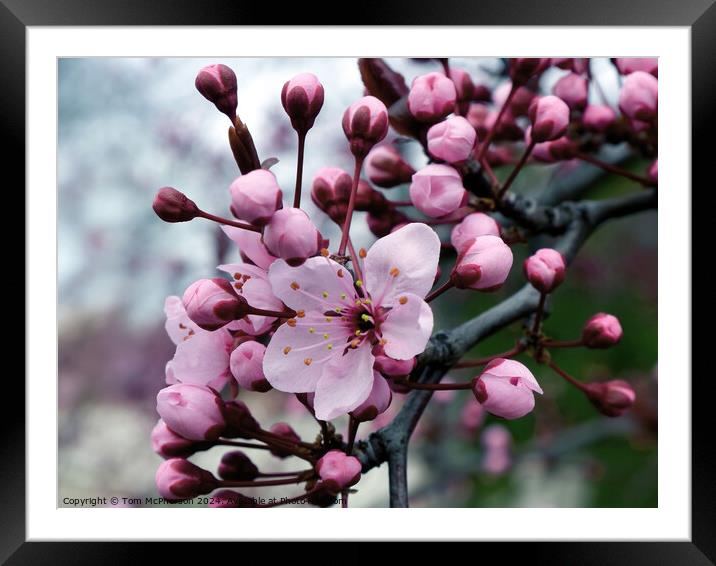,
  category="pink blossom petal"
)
[164,296,200,345]
[218,262,283,335]
[380,293,433,360]
[364,223,441,304]
[221,226,277,270]
[170,329,232,388]
[484,358,543,394]
[263,312,352,393]
[268,256,356,312]
[313,344,375,420]
[480,375,536,419]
